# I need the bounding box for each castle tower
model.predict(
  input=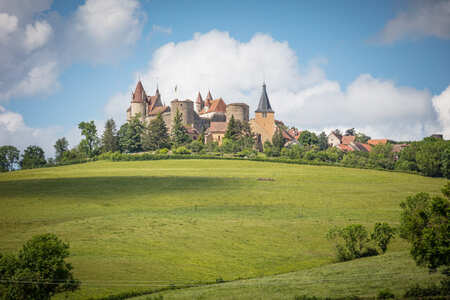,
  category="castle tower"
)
[250,83,276,145]
[130,80,147,120]
[195,92,203,112]
[205,90,213,109]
